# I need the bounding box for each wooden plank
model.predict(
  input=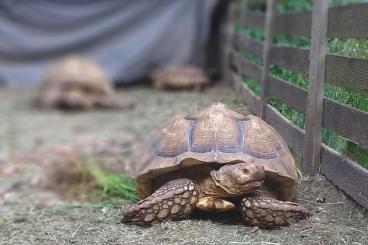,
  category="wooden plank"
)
[323,99,368,147]
[242,12,265,29]
[240,58,263,82]
[273,11,312,37]
[232,72,261,115]
[264,104,305,152]
[236,33,264,58]
[268,46,310,75]
[326,54,368,93]
[321,145,368,208]
[260,0,276,119]
[328,3,368,38]
[267,75,307,113]
[304,0,328,174]
[233,72,305,152]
